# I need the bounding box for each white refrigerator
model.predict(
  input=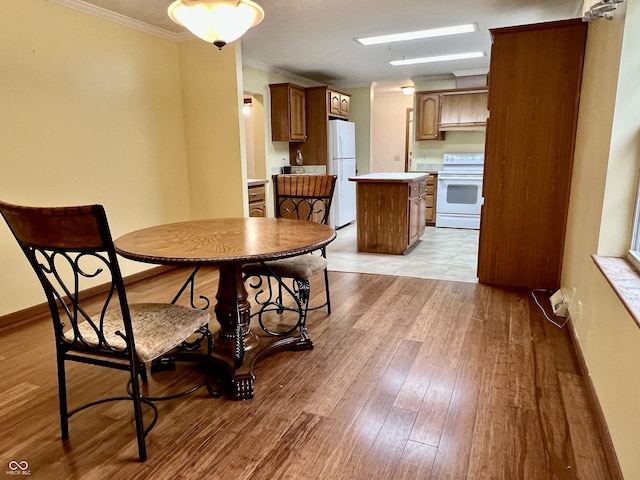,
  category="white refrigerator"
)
[328,120,357,228]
